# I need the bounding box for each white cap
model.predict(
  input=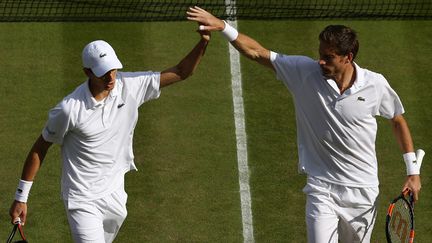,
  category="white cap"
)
[82,40,123,77]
